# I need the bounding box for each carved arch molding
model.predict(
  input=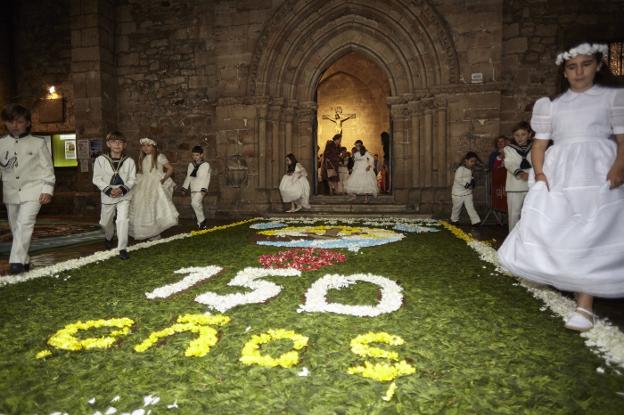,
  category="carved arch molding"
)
[245,0,463,196]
